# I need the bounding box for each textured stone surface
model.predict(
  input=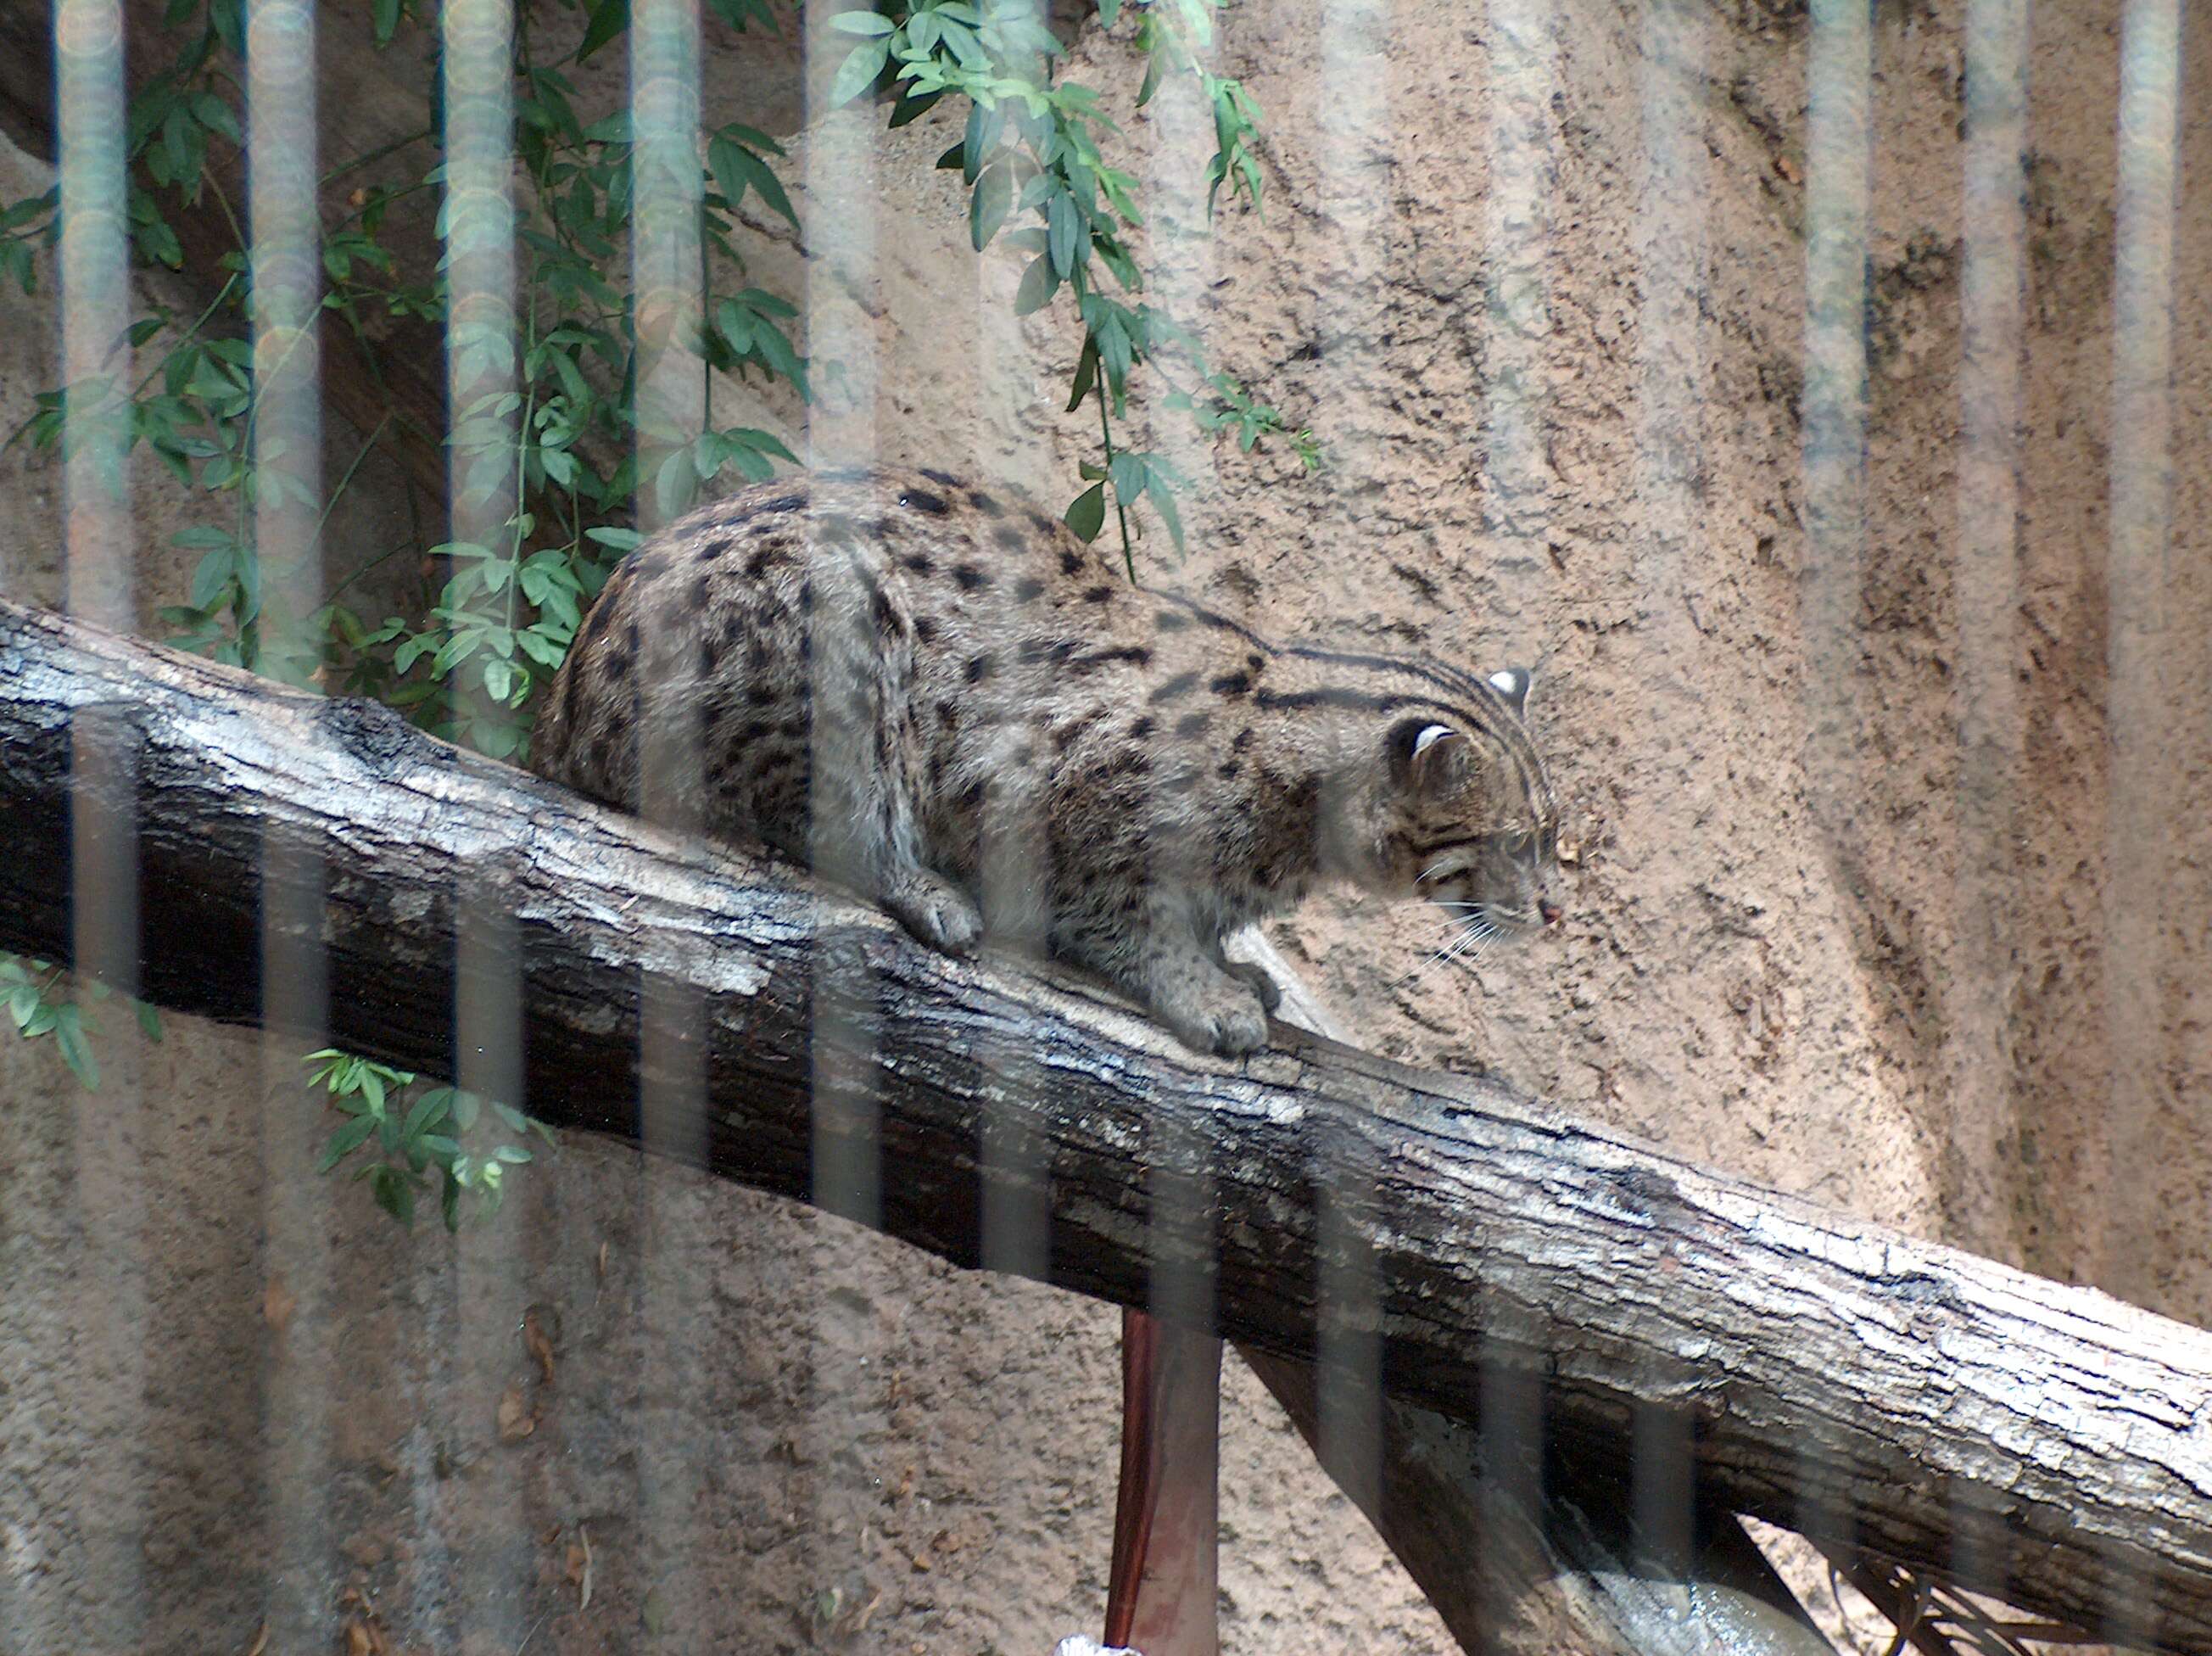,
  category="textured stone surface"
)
[5,1,2210,1652]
